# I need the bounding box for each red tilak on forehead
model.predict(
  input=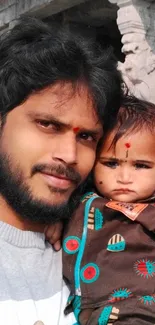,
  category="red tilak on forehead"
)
[73,127,80,133]
[125,142,131,158]
[125,143,131,149]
